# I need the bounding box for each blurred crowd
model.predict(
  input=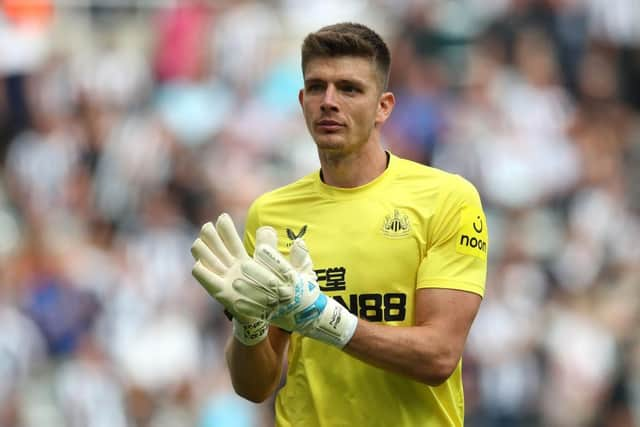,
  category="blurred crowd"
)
[0,0,639,426]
